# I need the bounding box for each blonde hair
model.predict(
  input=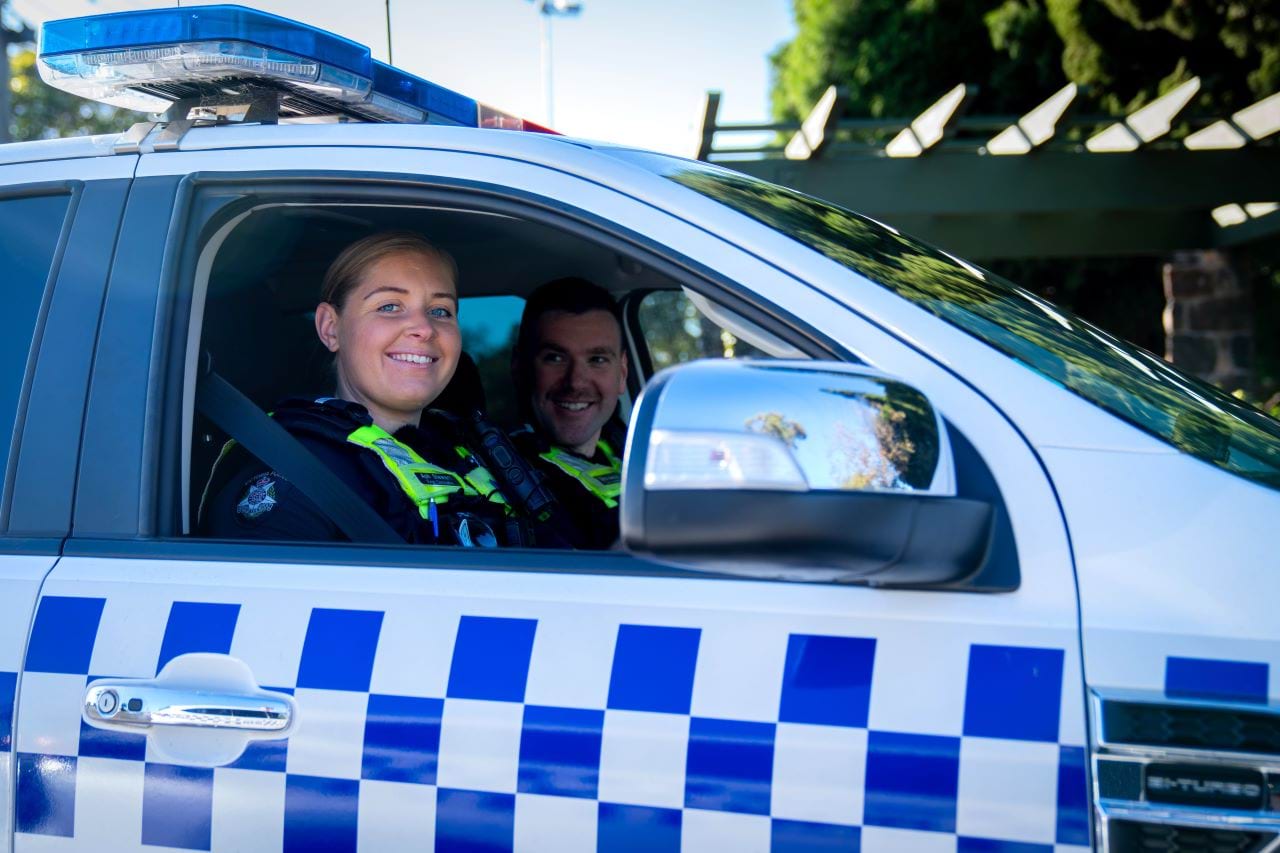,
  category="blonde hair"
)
[320,231,458,310]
